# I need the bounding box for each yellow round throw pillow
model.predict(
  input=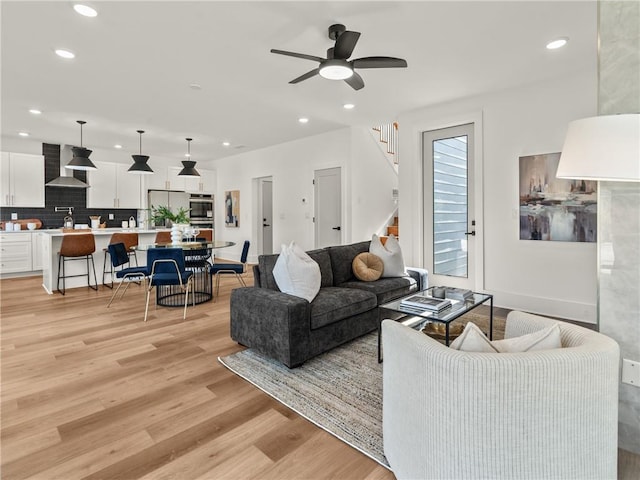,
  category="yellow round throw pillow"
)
[352,252,384,282]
